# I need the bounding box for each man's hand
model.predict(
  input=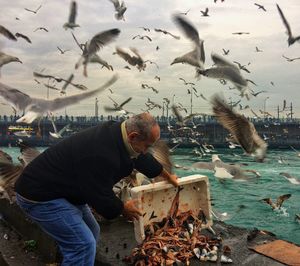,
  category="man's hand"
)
[122,199,142,221]
[168,174,179,187]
